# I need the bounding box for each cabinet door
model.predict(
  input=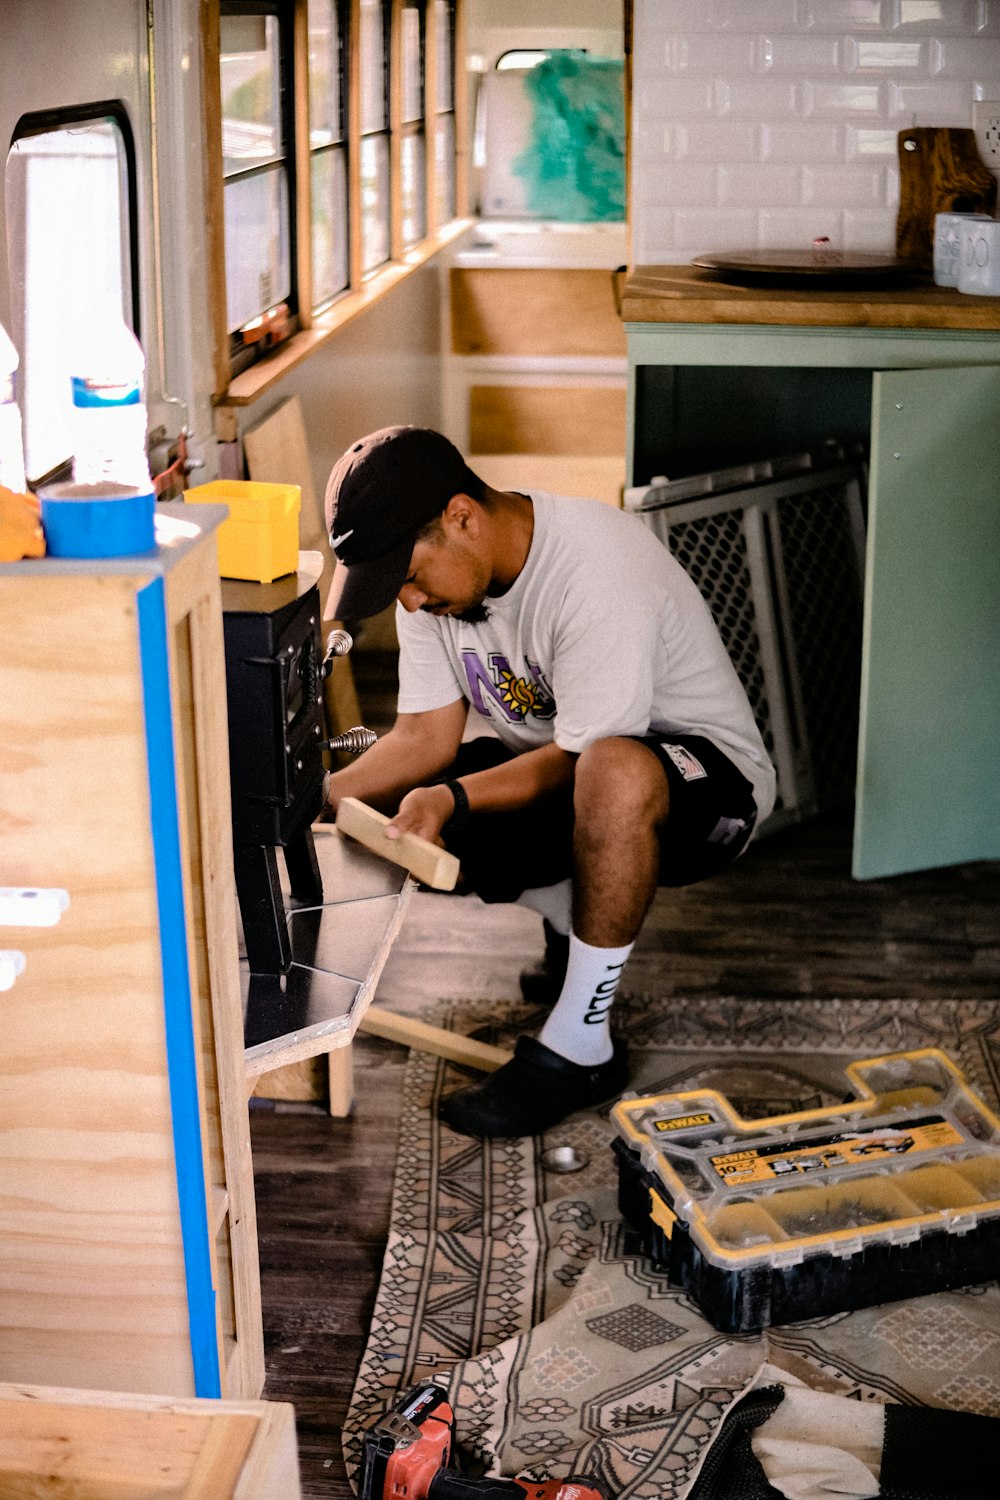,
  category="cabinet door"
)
[855,364,1000,879]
